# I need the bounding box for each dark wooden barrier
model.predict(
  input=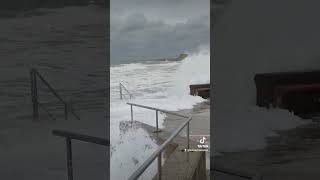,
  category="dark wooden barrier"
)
[254,71,320,116]
[190,84,210,99]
